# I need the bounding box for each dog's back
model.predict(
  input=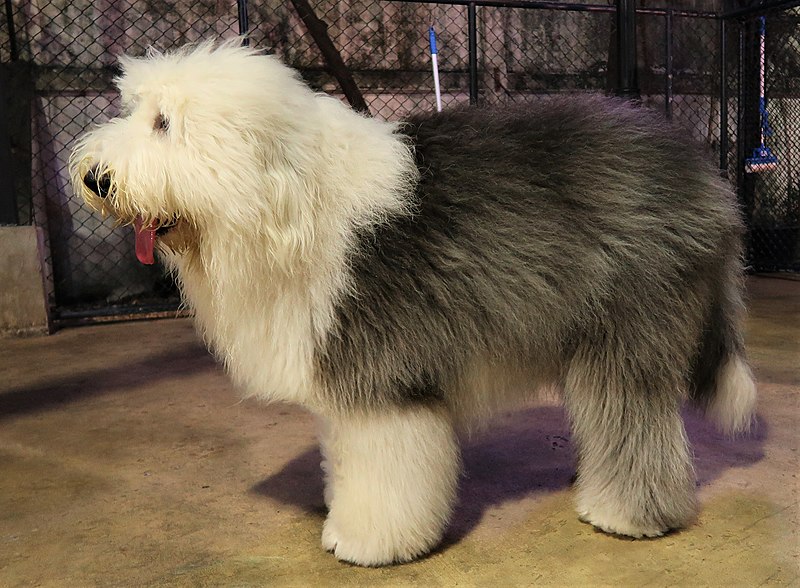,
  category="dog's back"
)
[317,96,749,423]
